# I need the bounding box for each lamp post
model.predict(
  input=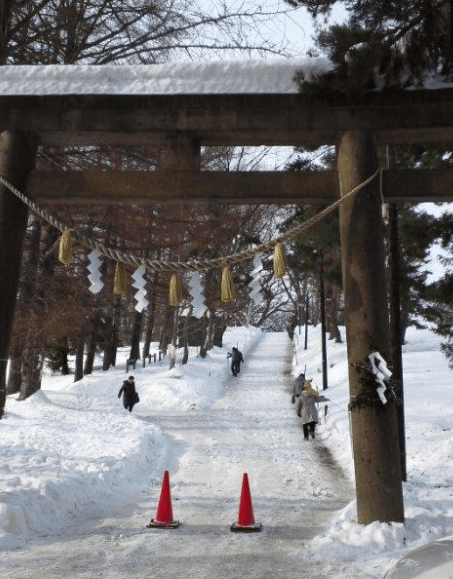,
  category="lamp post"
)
[315,249,328,391]
[387,145,407,482]
[304,293,310,350]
